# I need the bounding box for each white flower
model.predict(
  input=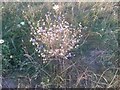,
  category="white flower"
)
[0,39,4,44]
[53,5,59,11]
[101,29,104,31]
[43,22,45,25]
[20,22,25,25]
[17,24,21,28]
[10,55,13,58]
